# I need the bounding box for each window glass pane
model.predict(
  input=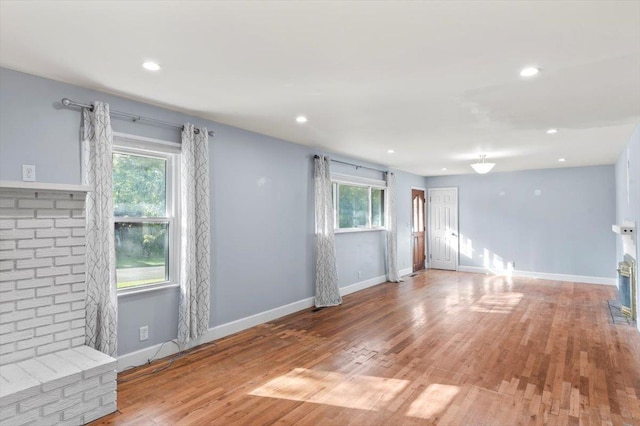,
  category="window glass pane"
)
[338,184,368,228]
[113,153,167,217]
[371,188,385,227]
[115,222,168,289]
